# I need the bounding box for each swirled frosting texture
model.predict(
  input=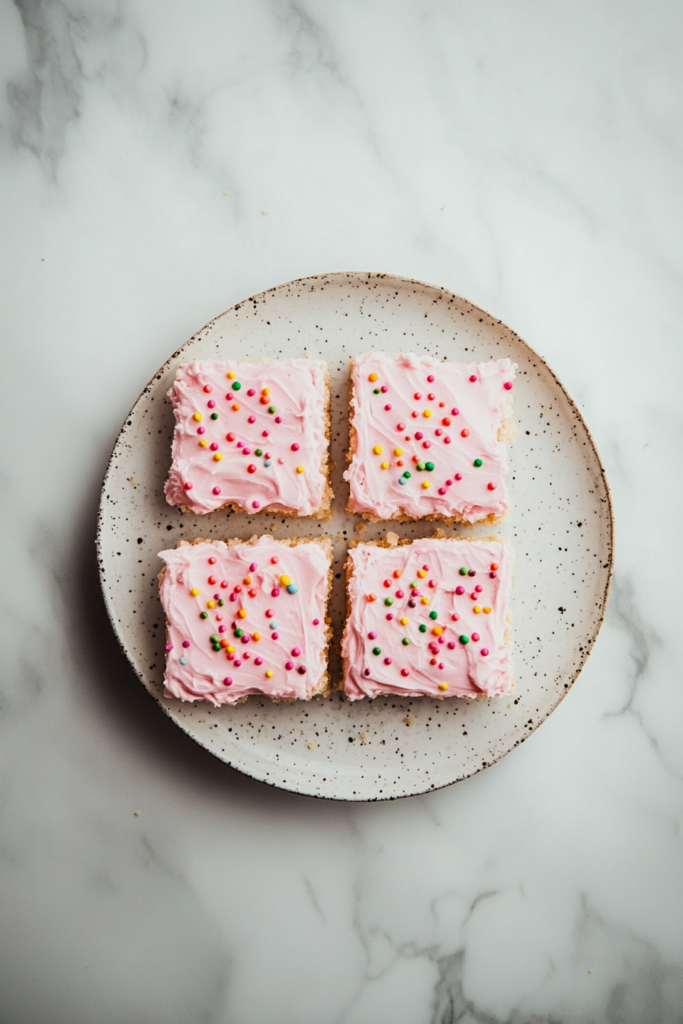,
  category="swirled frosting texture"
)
[344,353,515,522]
[159,537,331,705]
[165,359,330,516]
[342,538,512,700]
